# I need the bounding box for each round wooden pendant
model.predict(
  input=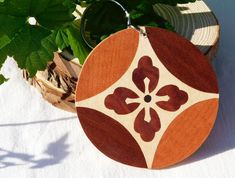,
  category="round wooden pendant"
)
[75,27,219,169]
